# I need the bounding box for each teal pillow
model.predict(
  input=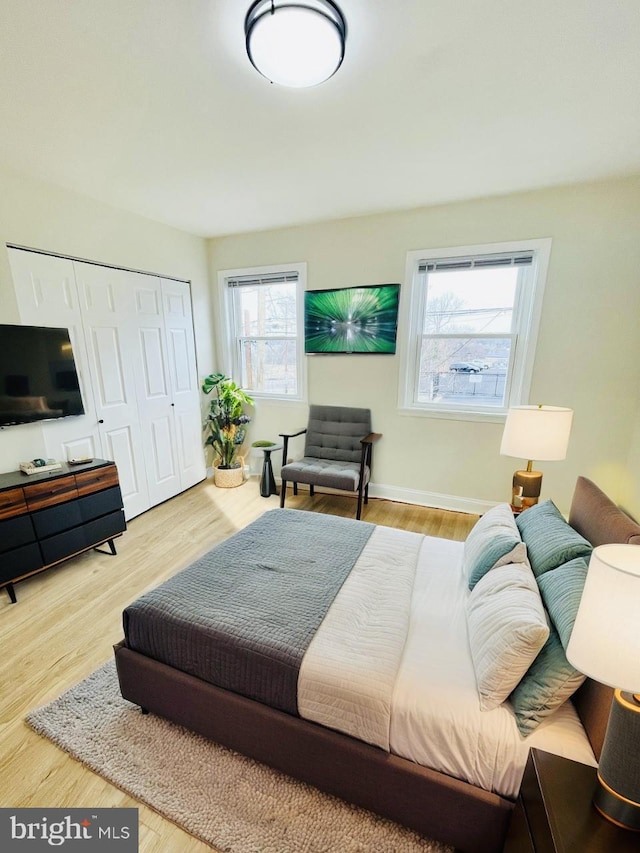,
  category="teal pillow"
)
[516,500,592,577]
[537,557,589,649]
[463,503,528,589]
[509,624,586,736]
